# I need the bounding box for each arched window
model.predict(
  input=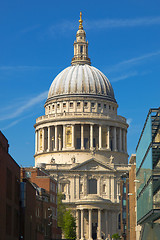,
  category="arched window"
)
[88,178,97,194]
